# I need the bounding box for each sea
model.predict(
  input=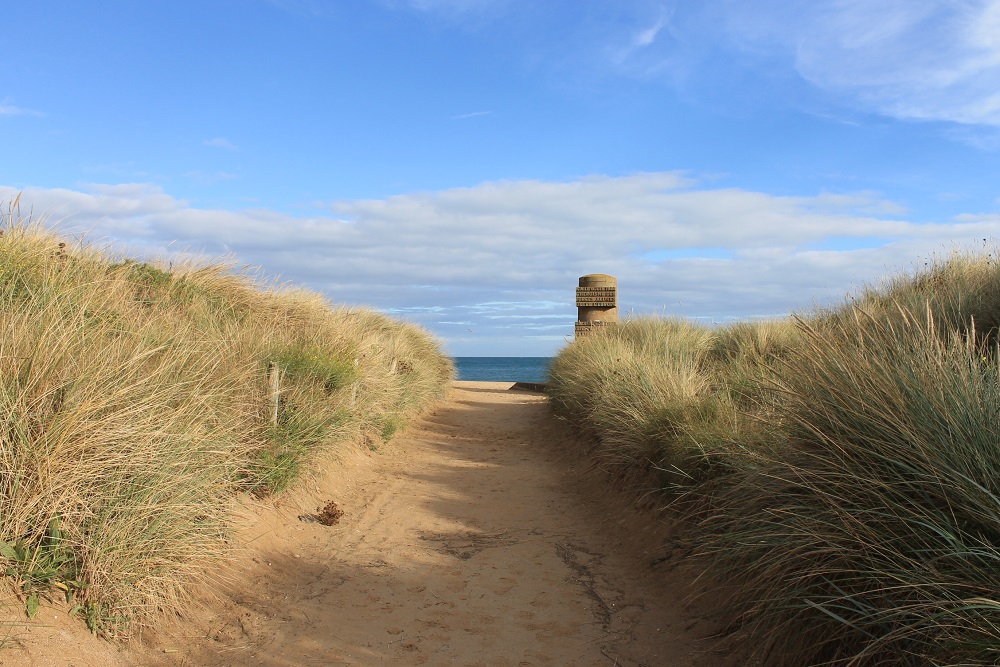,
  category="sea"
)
[453,357,552,383]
